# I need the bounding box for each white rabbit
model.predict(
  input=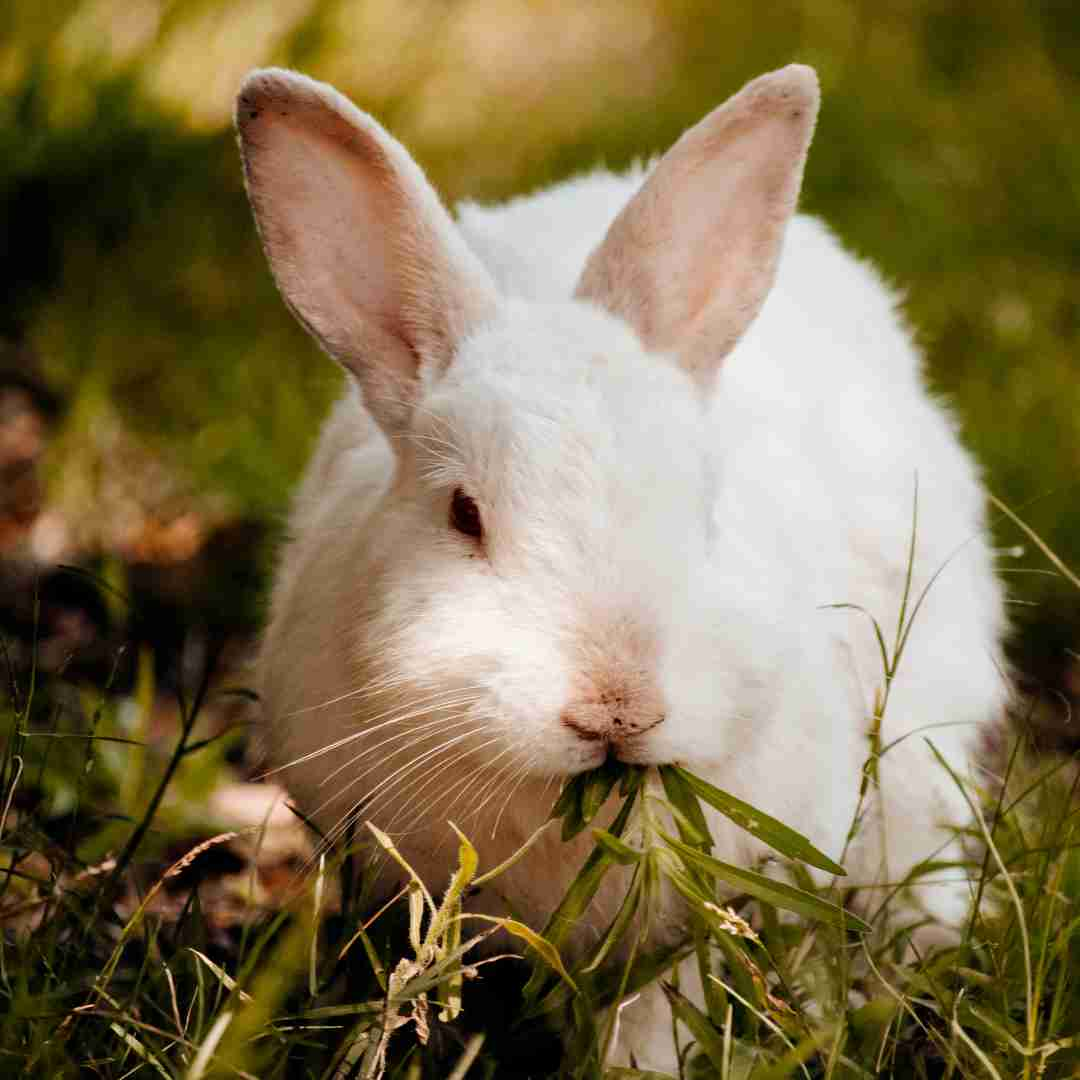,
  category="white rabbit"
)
[237,64,1005,1069]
